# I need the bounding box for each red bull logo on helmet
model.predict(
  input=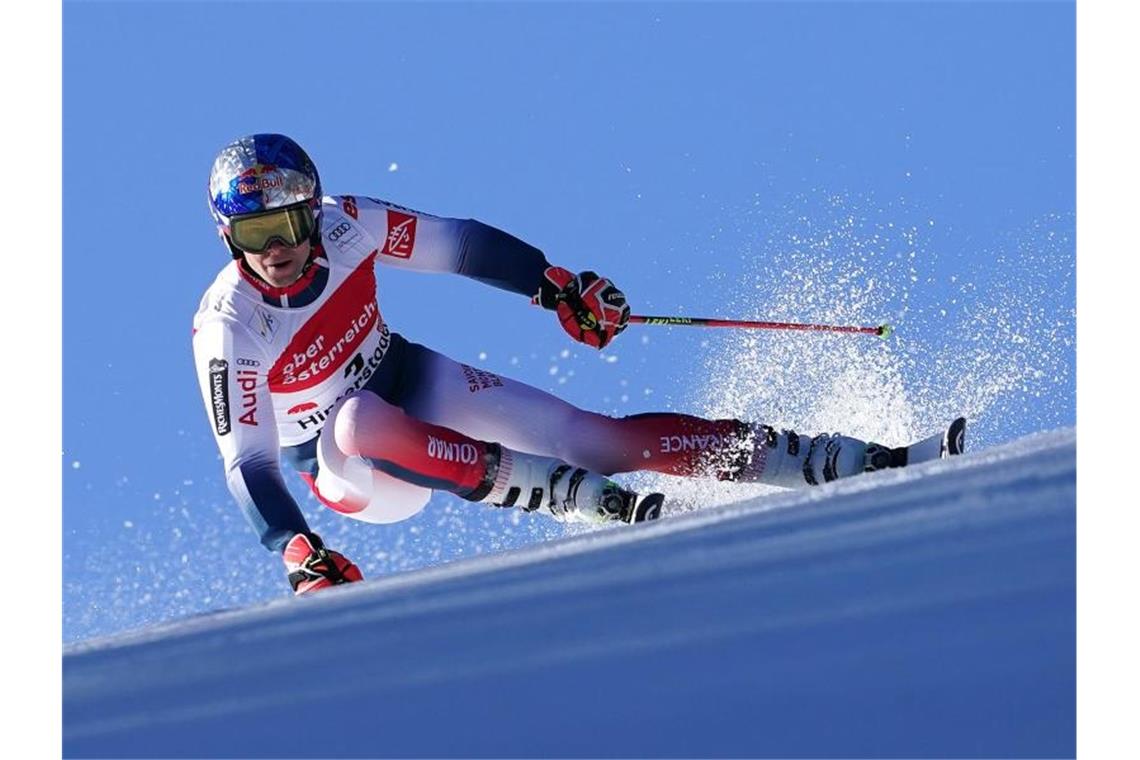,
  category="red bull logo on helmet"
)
[236,164,284,195]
